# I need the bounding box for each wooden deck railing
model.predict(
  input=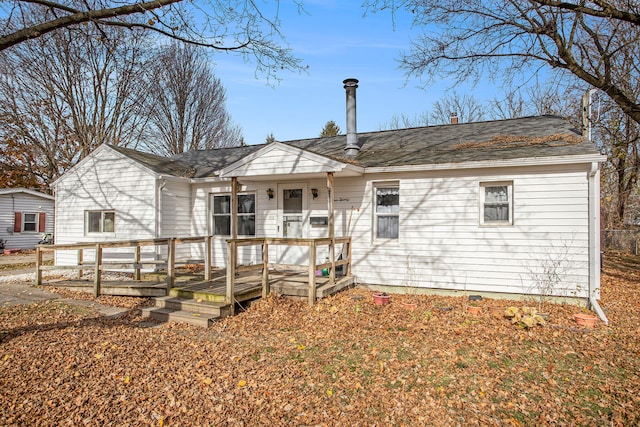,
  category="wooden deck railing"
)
[226,237,352,314]
[36,235,352,309]
[35,236,214,297]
